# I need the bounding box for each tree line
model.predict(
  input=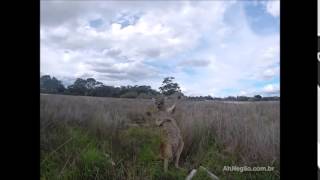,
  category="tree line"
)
[40,75,160,99]
[40,75,279,101]
[188,95,279,101]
